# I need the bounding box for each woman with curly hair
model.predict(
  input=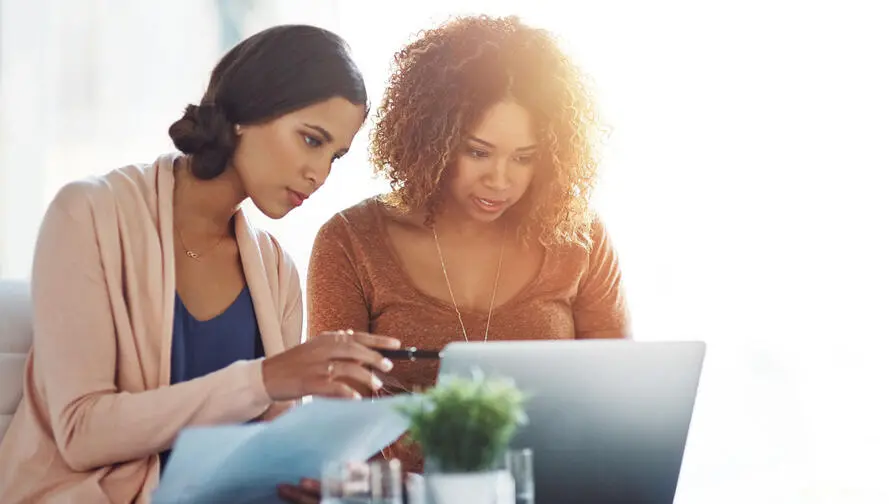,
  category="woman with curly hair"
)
[307,15,630,471]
